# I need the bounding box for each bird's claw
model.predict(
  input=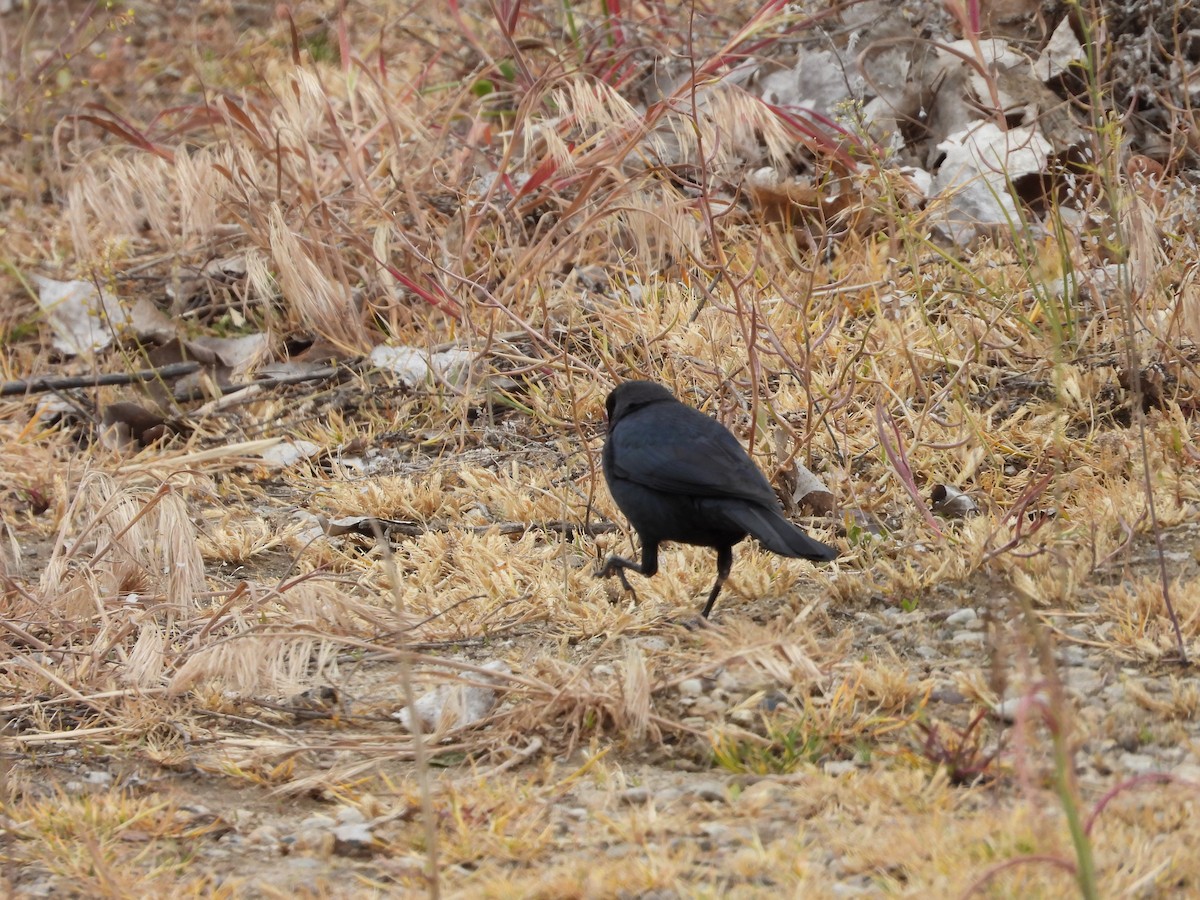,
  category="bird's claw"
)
[618,574,639,602]
[597,556,640,603]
